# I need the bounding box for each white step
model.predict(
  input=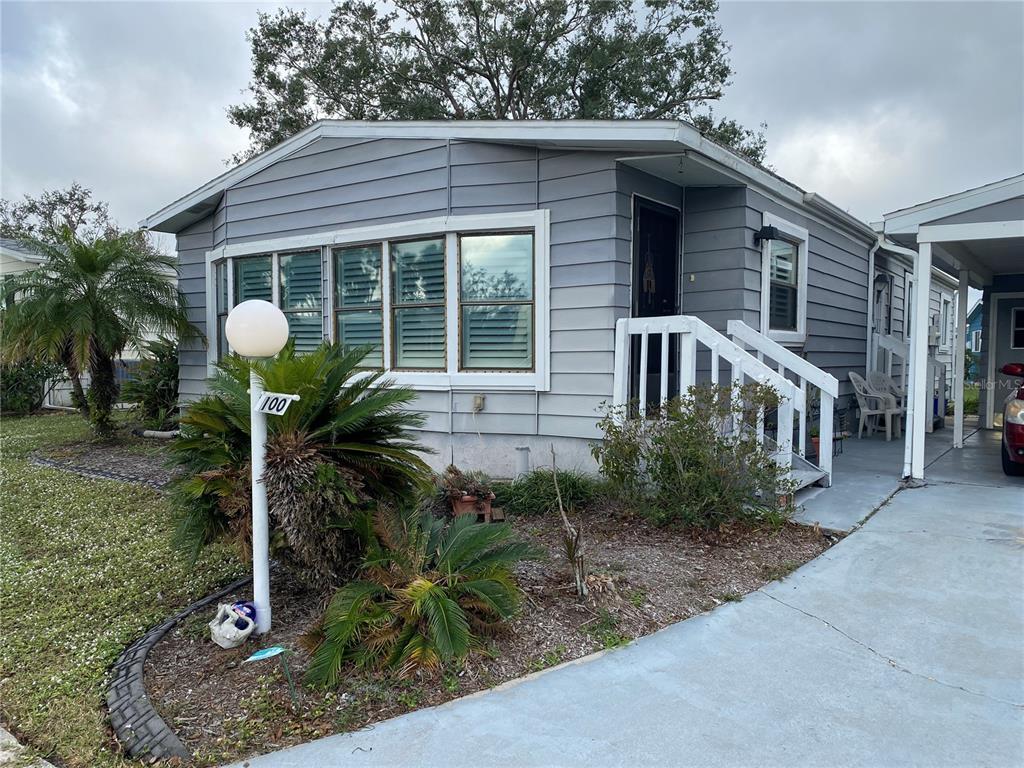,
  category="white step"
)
[788,466,828,491]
